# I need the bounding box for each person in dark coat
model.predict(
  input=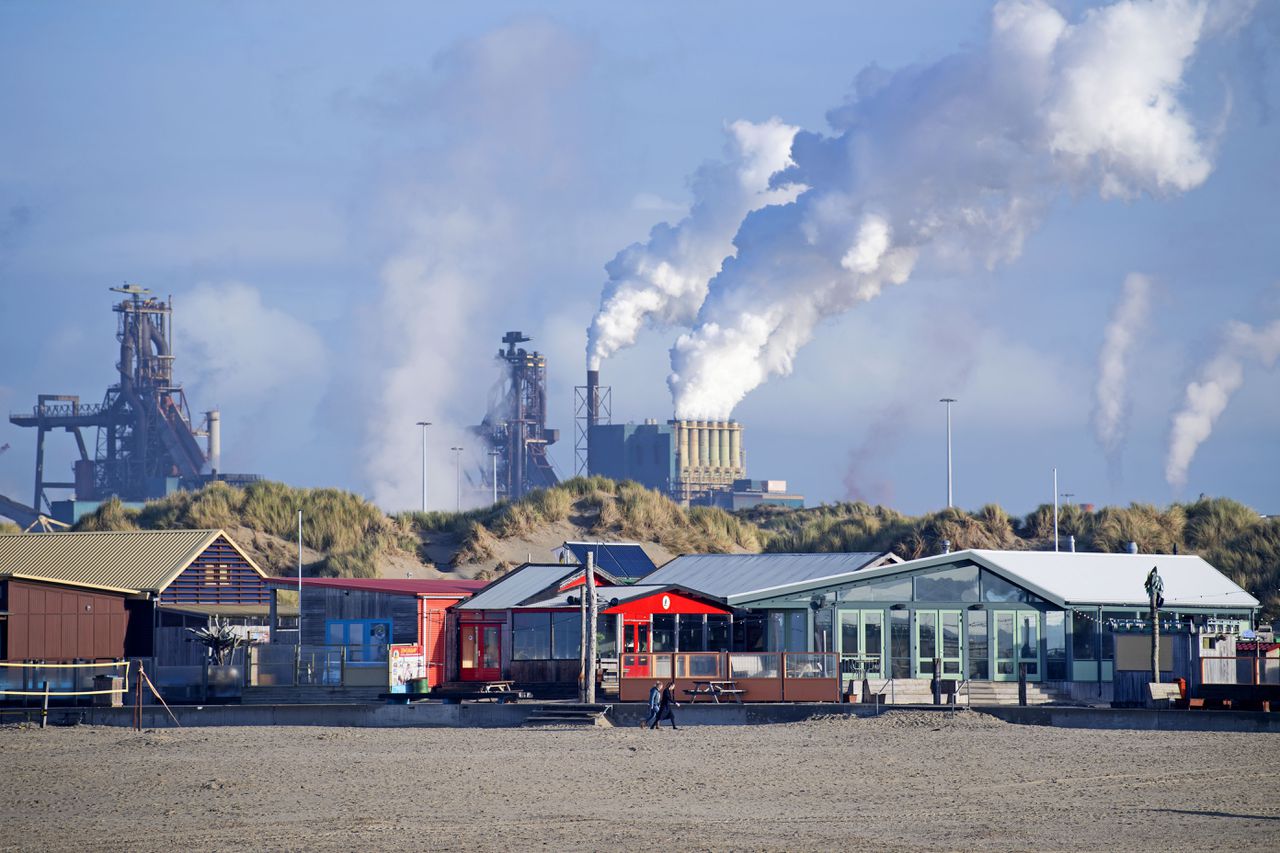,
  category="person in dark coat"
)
[642,680,662,729]
[649,680,680,730]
